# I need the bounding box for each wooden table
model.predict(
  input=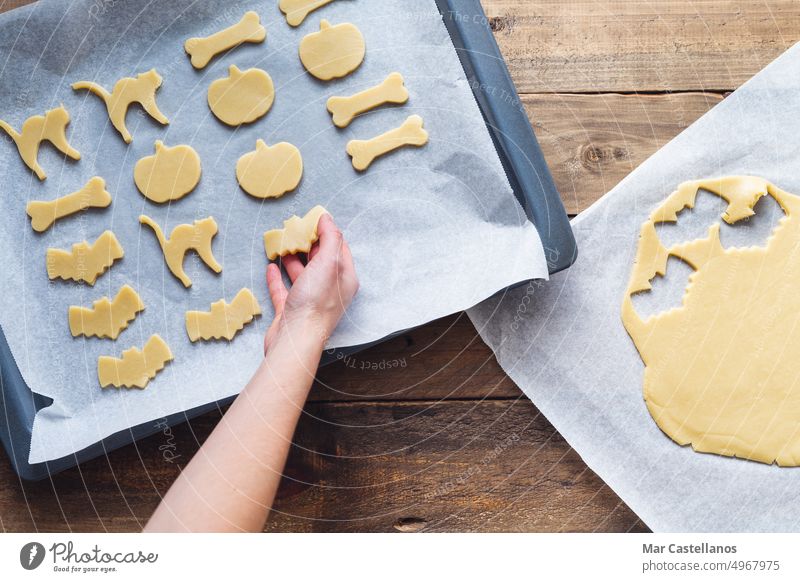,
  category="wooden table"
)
[1,0,798,533]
